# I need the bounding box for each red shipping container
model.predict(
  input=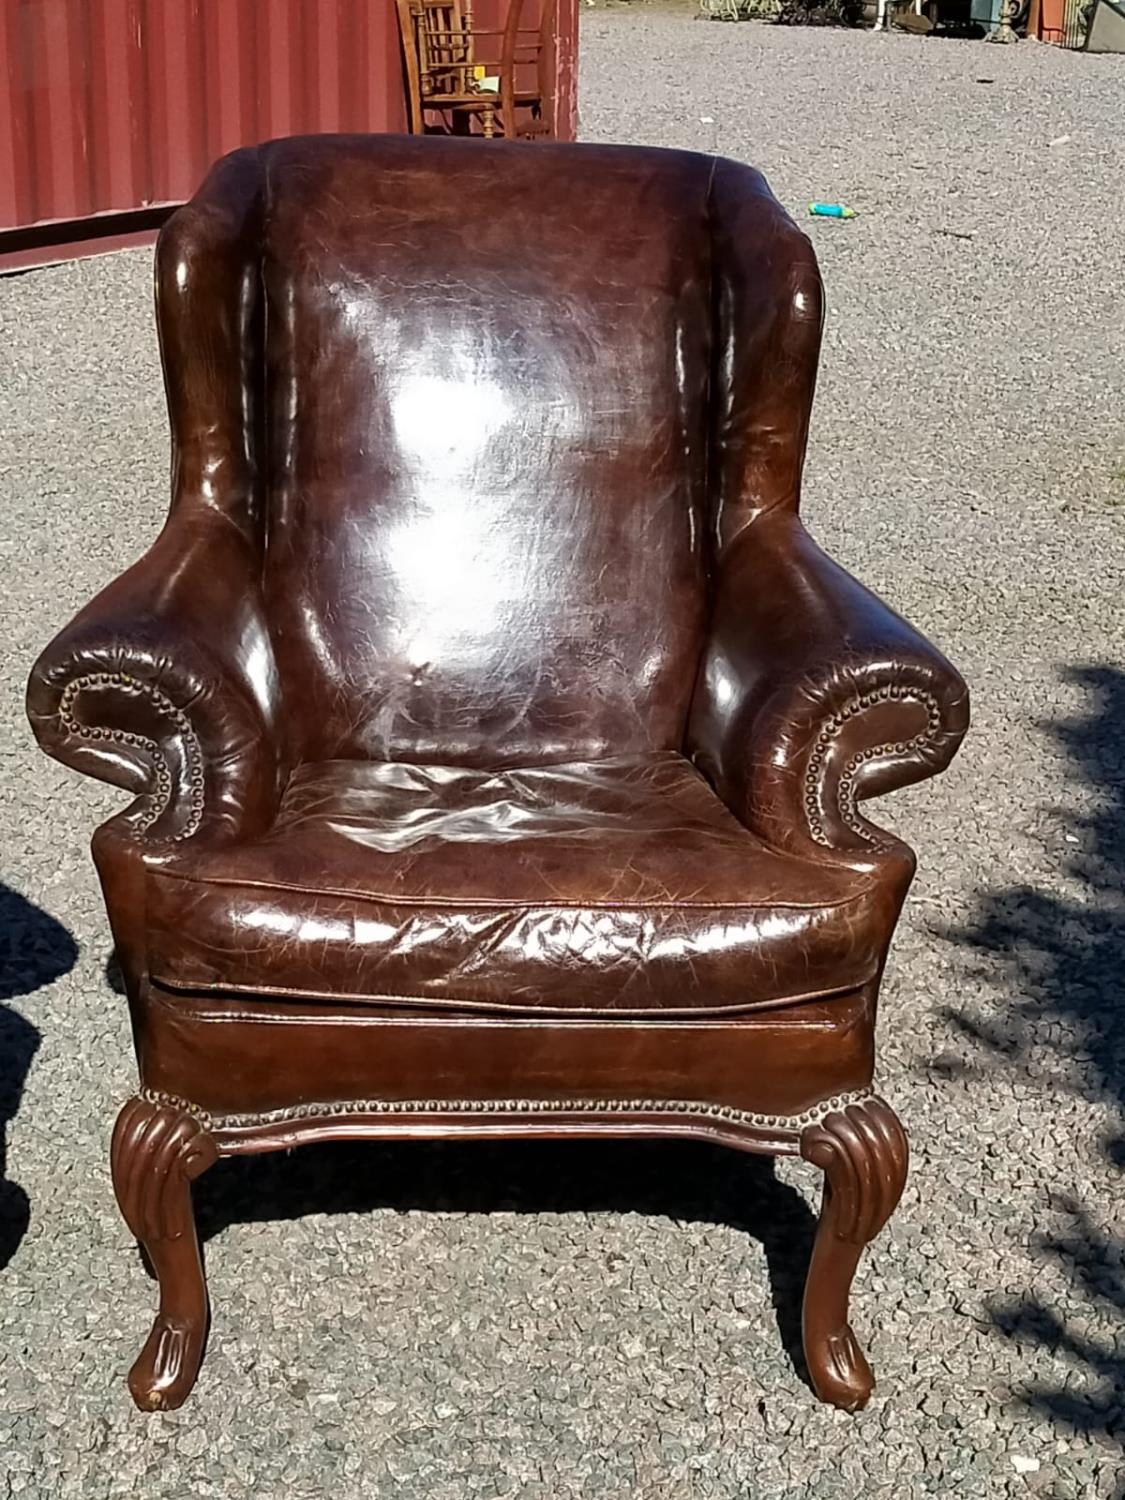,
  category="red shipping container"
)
[0,0,578,272]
